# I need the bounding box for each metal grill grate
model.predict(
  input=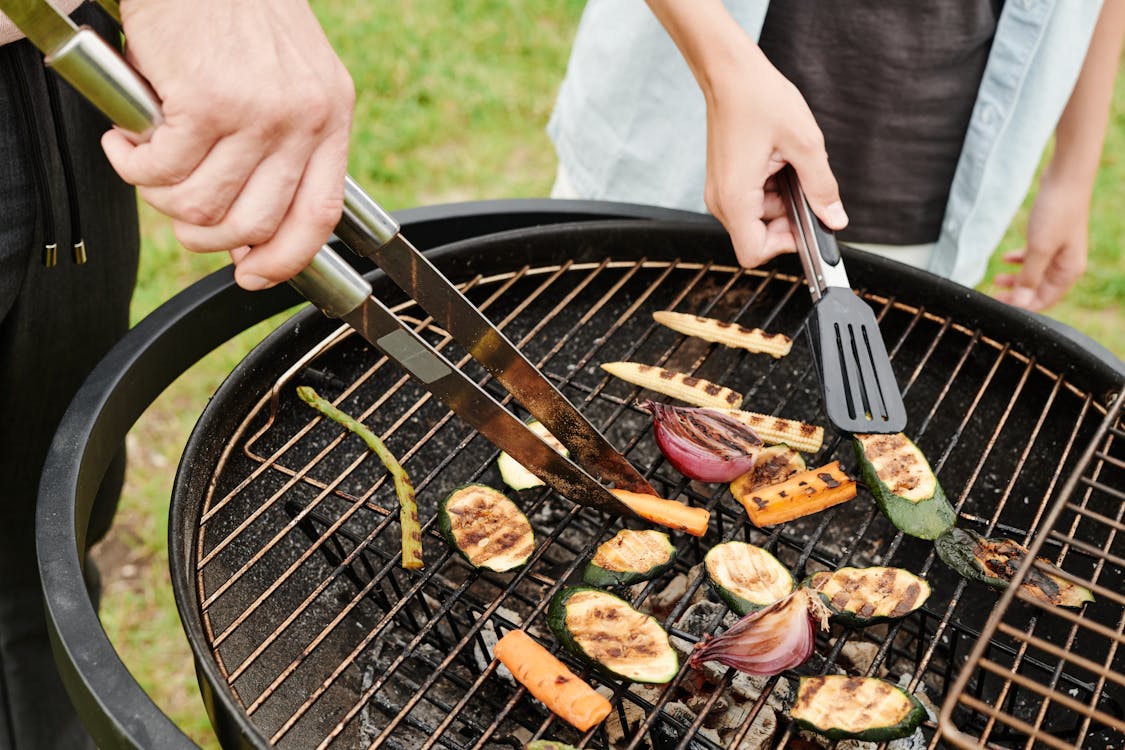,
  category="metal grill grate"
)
[187,256,1119,750]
